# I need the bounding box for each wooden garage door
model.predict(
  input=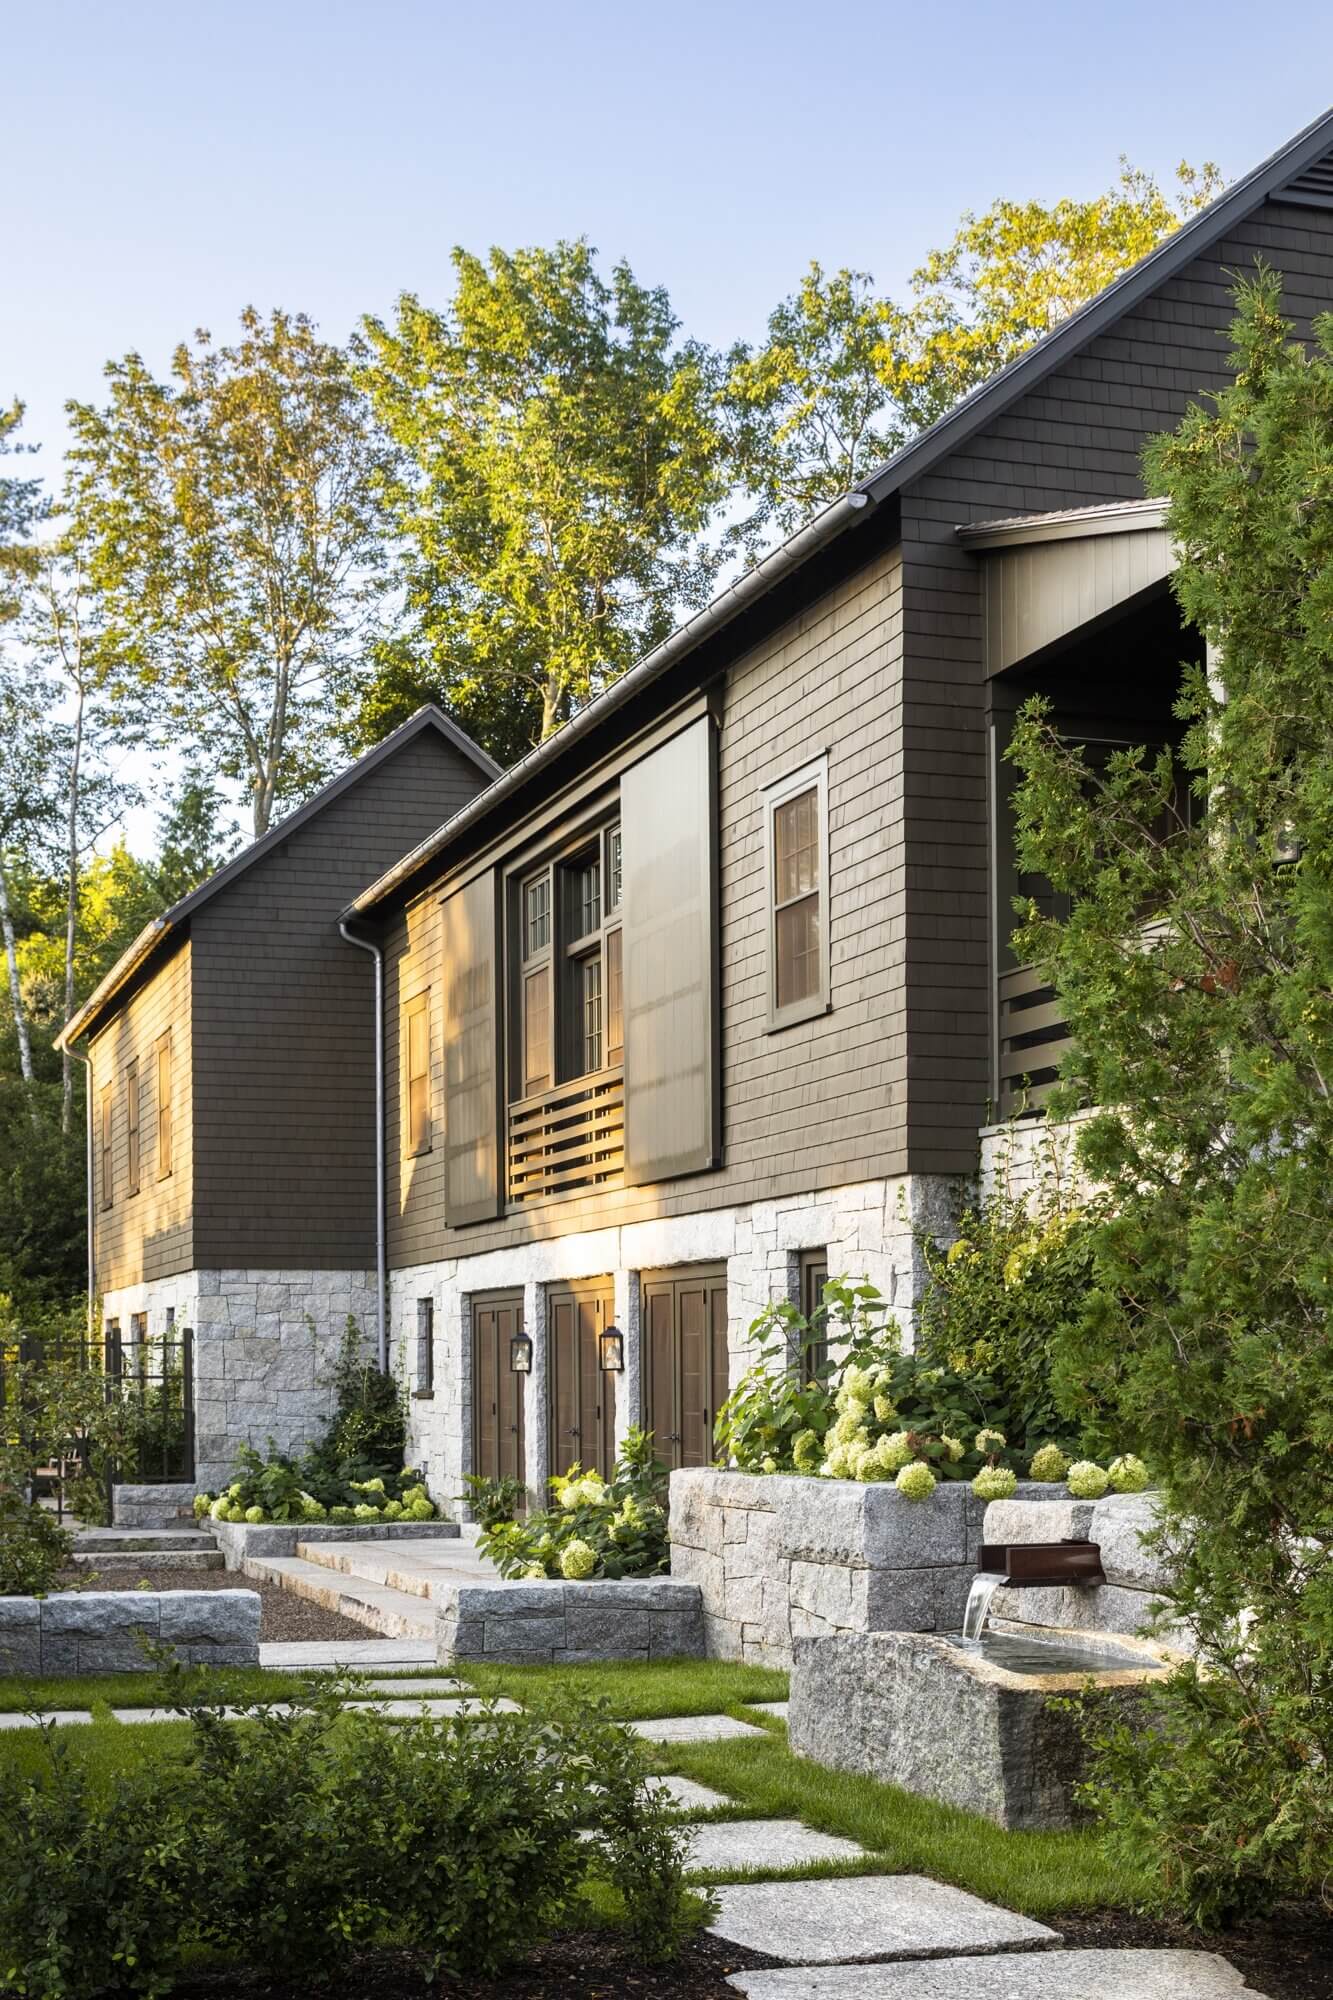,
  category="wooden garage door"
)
[642,1265,729,1472]
[547,1280,616,1482]
[471,1293,526,1487]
